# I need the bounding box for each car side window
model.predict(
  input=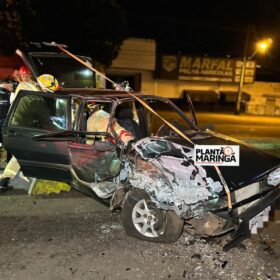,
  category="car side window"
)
[10,94,68,131]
